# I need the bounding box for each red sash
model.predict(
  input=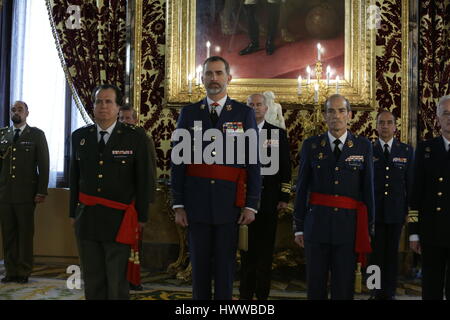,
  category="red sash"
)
[309,192,372,266]
[186,164,247,207]
[78,192,141,285]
